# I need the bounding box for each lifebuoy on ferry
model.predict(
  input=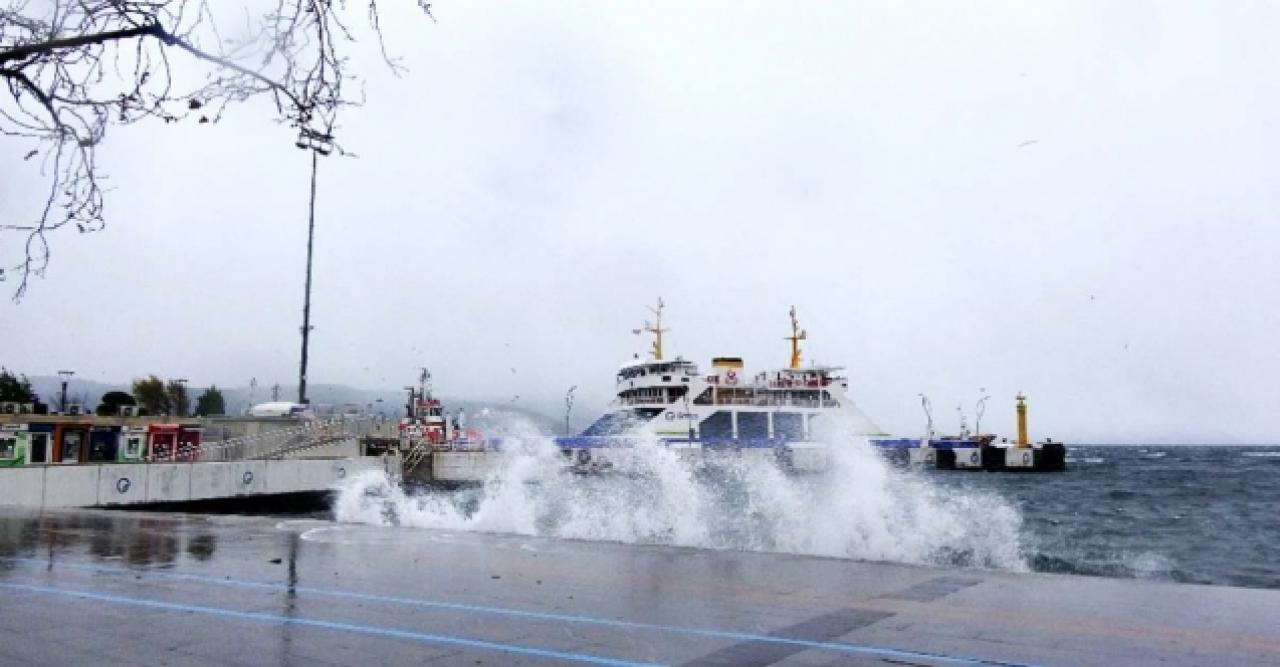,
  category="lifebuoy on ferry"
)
[968,450,979,464]
[725,369,739,385]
